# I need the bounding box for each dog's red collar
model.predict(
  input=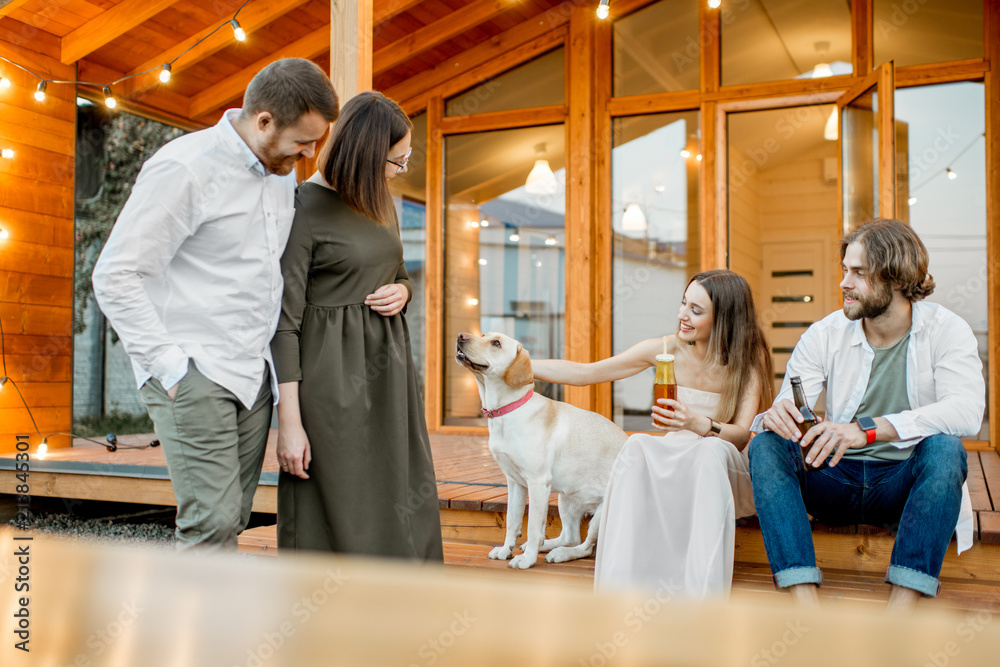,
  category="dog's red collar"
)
[482,389,533,419]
